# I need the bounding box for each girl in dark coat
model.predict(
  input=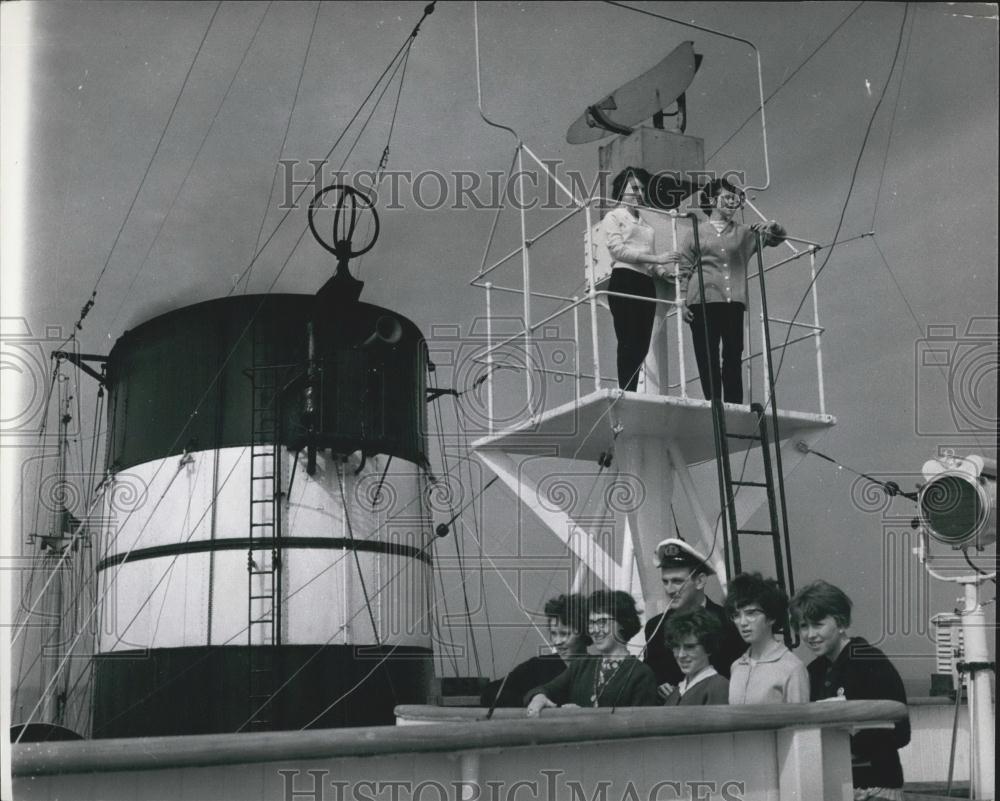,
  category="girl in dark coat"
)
[480,593,589,708]
[791,580,910,800]
[525,590,659,714]
[661,608,729,706]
